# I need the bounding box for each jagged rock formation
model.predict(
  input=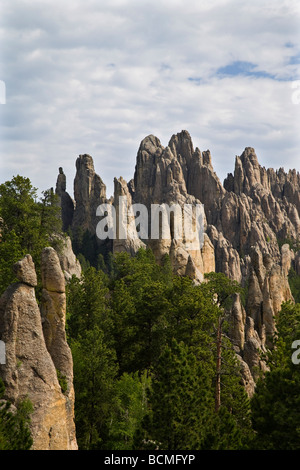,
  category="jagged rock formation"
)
[55,130,299,392]
[128,132,215,281]
[223,148,300,258]
[56,235,82,281]
[113,176,146,256]
[0,254,77,450]
[40,247,77,449]
[55,167,74,232]
[123,133,298,388]
[72,154,107,235]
